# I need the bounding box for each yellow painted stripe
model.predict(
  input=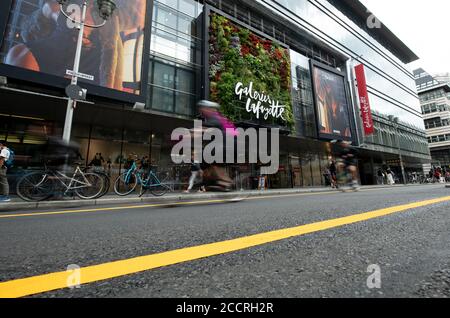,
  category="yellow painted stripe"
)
[0,199,227,219]
[0,191,338,219]
[0,195,449,298]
